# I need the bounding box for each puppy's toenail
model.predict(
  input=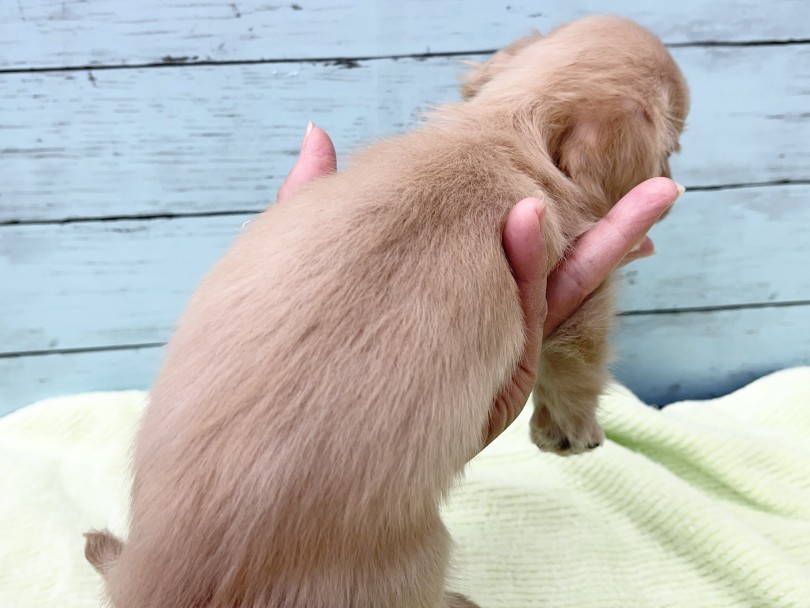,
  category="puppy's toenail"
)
[558,437,571,451]
[587,442,600,450]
